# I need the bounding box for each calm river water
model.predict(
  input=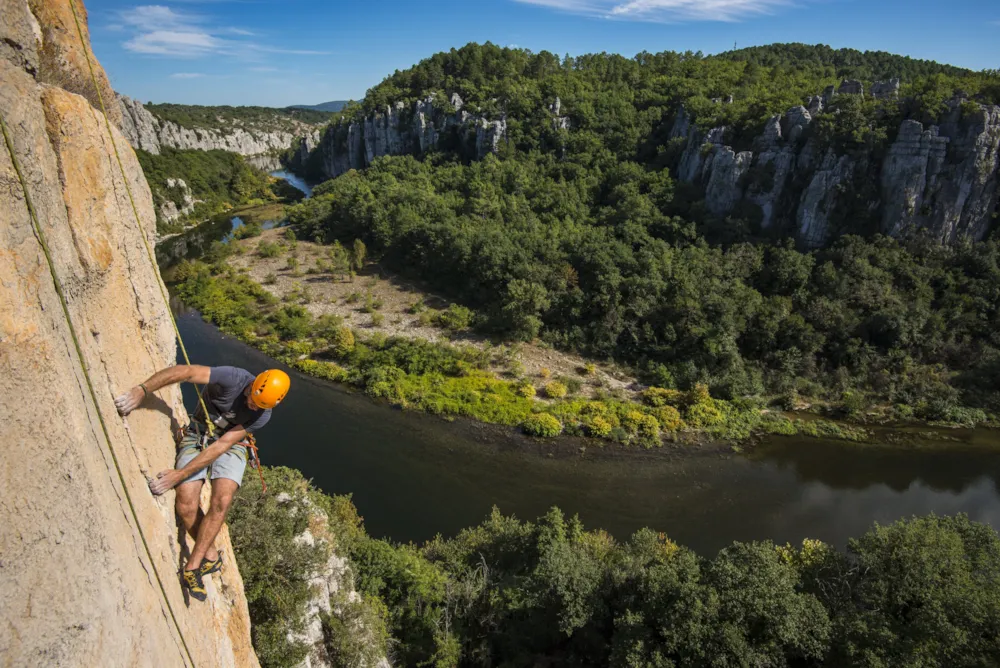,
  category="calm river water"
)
[167,170,1000,556]
[175,310,1000,555]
